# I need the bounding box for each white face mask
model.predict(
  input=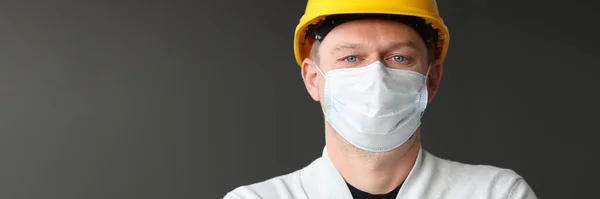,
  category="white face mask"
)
[315,61,430,152]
